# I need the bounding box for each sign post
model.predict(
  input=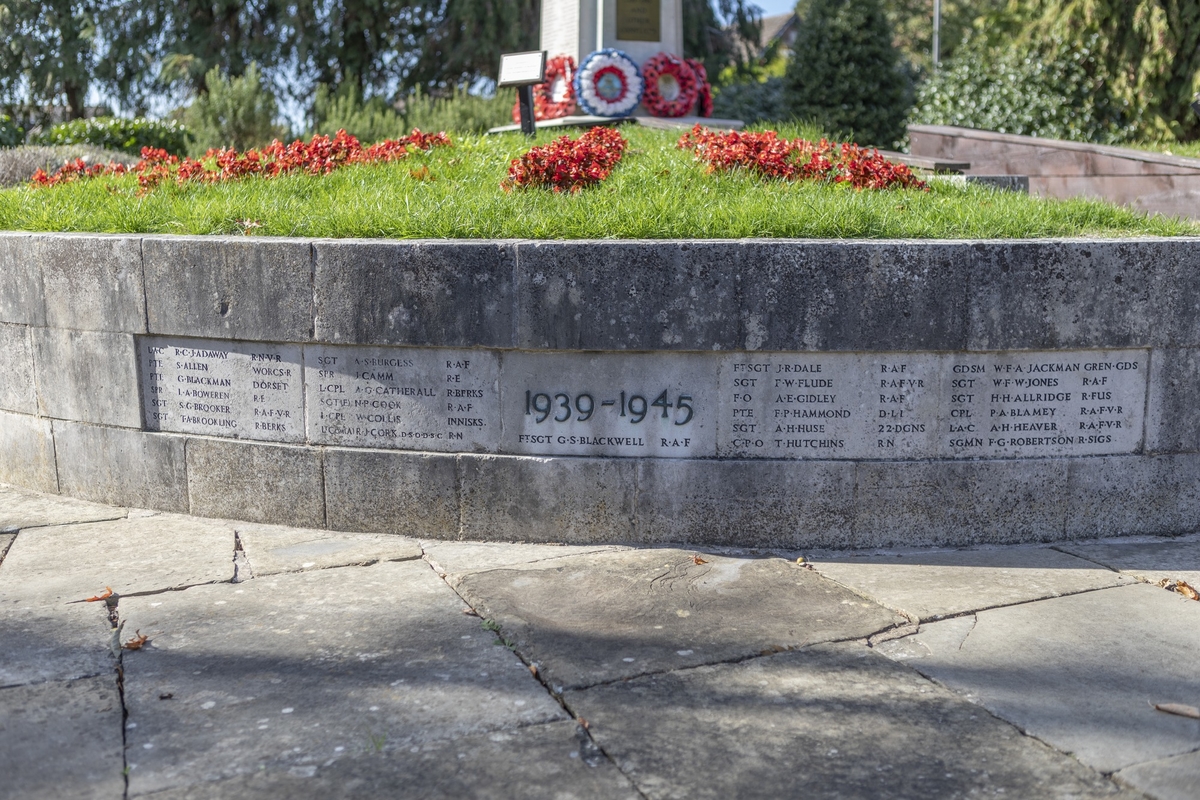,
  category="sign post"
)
[498,51,548,137]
